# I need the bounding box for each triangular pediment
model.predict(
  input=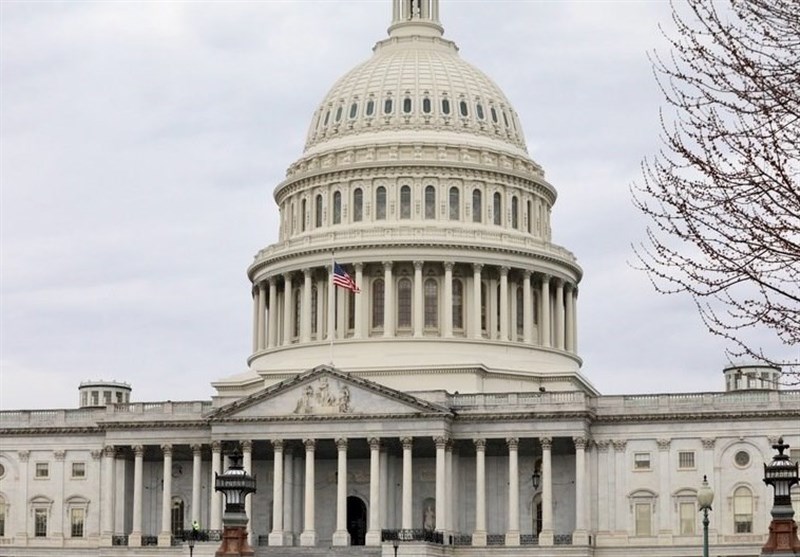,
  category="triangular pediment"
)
[209,365,451,420]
